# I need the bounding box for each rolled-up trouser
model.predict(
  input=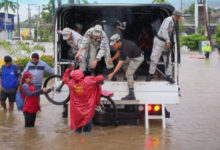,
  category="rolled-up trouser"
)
[79,48,88,71]
[149,44,172,77]
[88,43,114,70]
[125,54,144,88]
